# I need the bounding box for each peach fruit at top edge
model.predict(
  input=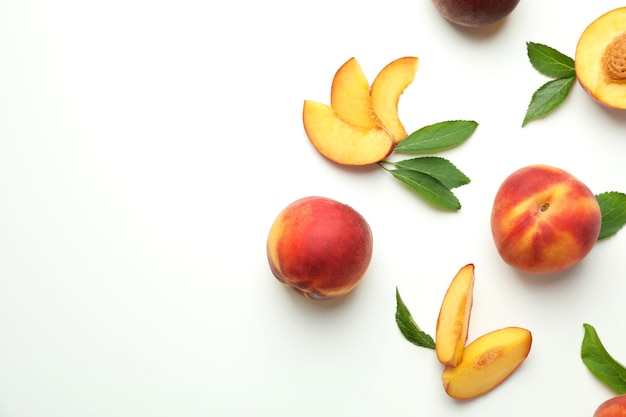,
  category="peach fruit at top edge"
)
[430,0,520,28]
[490,164,601,274]
[575,7,626,110]
[330,57,380,129]
[594,394,626,417]
[266,196,373,300]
